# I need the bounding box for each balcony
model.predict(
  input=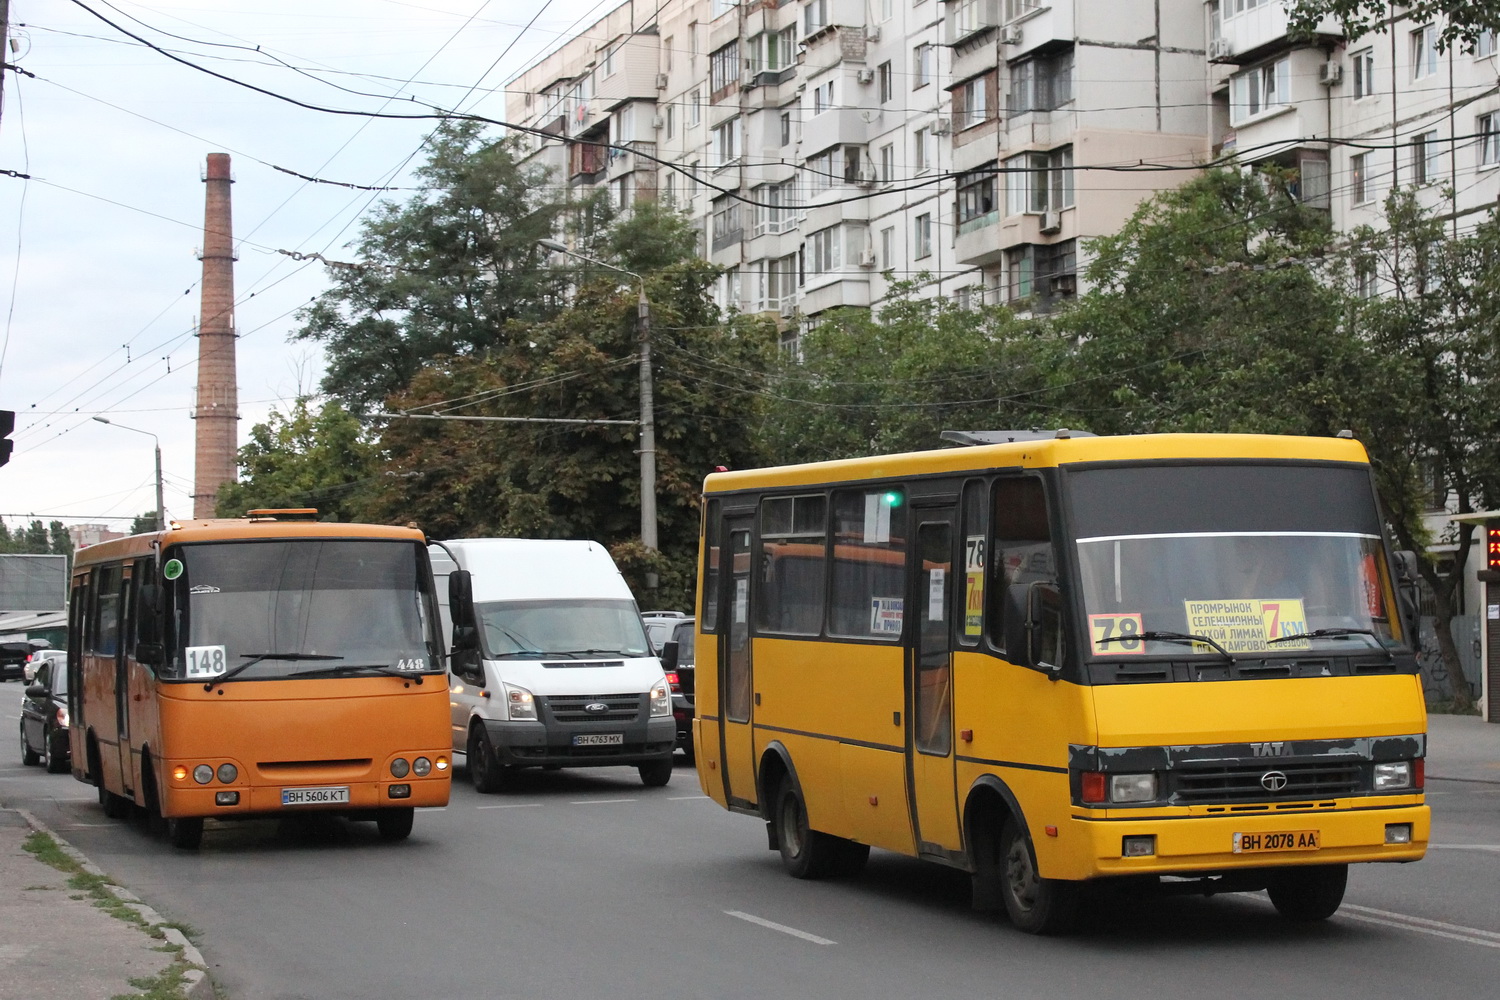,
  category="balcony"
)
[947,0,1001,47]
